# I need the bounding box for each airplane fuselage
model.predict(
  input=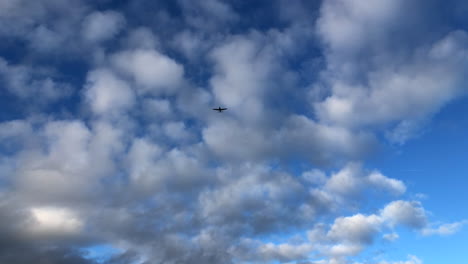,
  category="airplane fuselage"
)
[213,107,227,112]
